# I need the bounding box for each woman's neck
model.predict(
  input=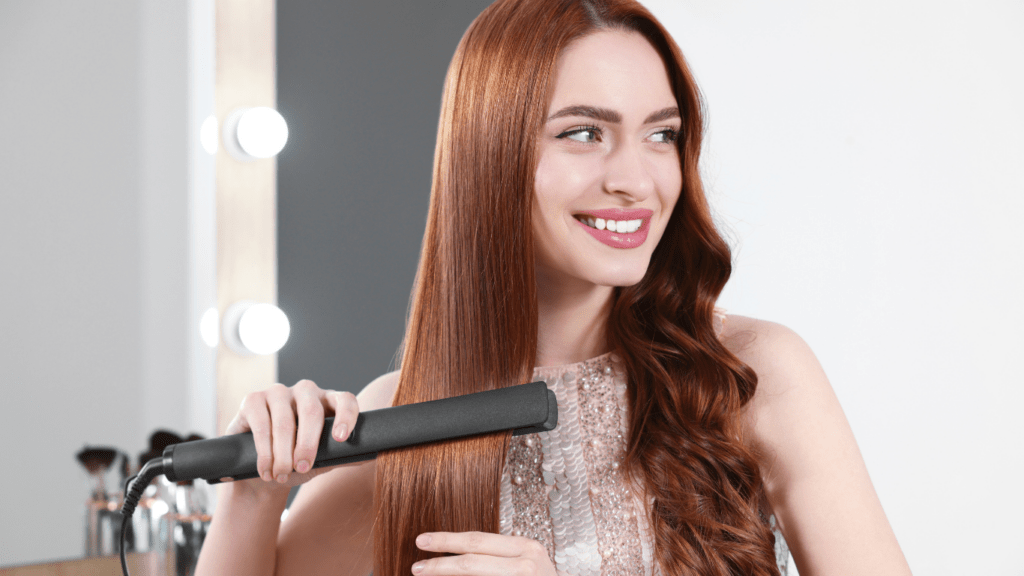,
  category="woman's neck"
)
[535,272,615,367]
